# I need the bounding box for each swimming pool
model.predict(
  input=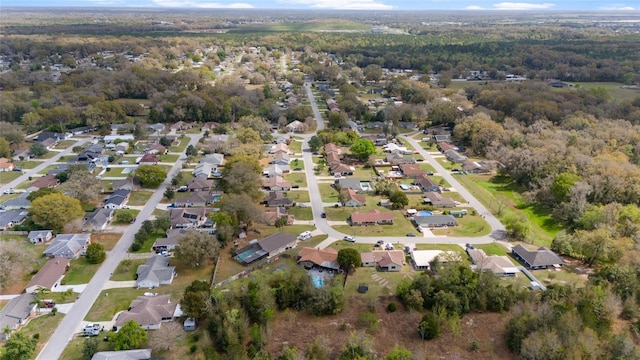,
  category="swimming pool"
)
[122,167,134,174]
[236,248,257,261]
[417,210,433,216]
[399,184,411,190]
[311,275,324,288]
[360,182,372,191]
